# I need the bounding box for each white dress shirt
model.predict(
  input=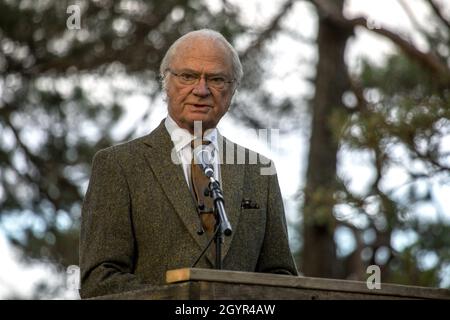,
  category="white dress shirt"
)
[164,115,221,188]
